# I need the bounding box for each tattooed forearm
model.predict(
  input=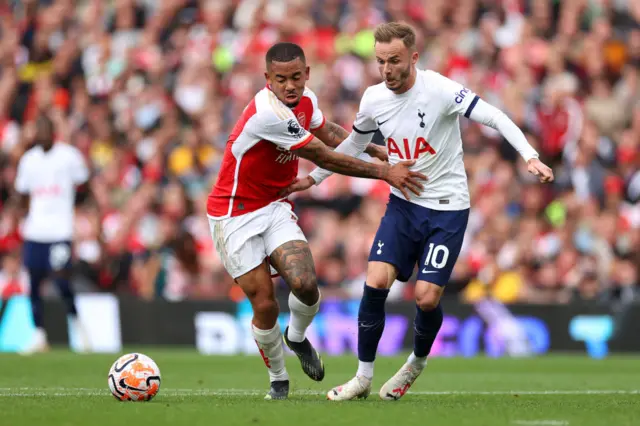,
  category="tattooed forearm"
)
[364,144,380,156]
[315,121,350,148]
[315,120,379,157]
[297,139,389,181]
[270,241,319,305]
